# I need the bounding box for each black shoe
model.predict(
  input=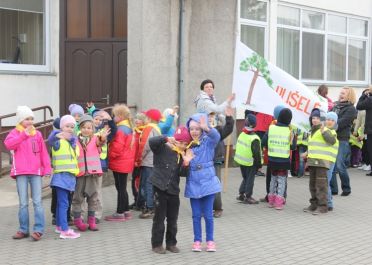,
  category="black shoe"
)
[236,194,244,202]
[52,217,56,225]
[328,207,333,211]
[332,192,338,195]
[255,171,265,177]
[366,172,372,176]
[341,191,351,196]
